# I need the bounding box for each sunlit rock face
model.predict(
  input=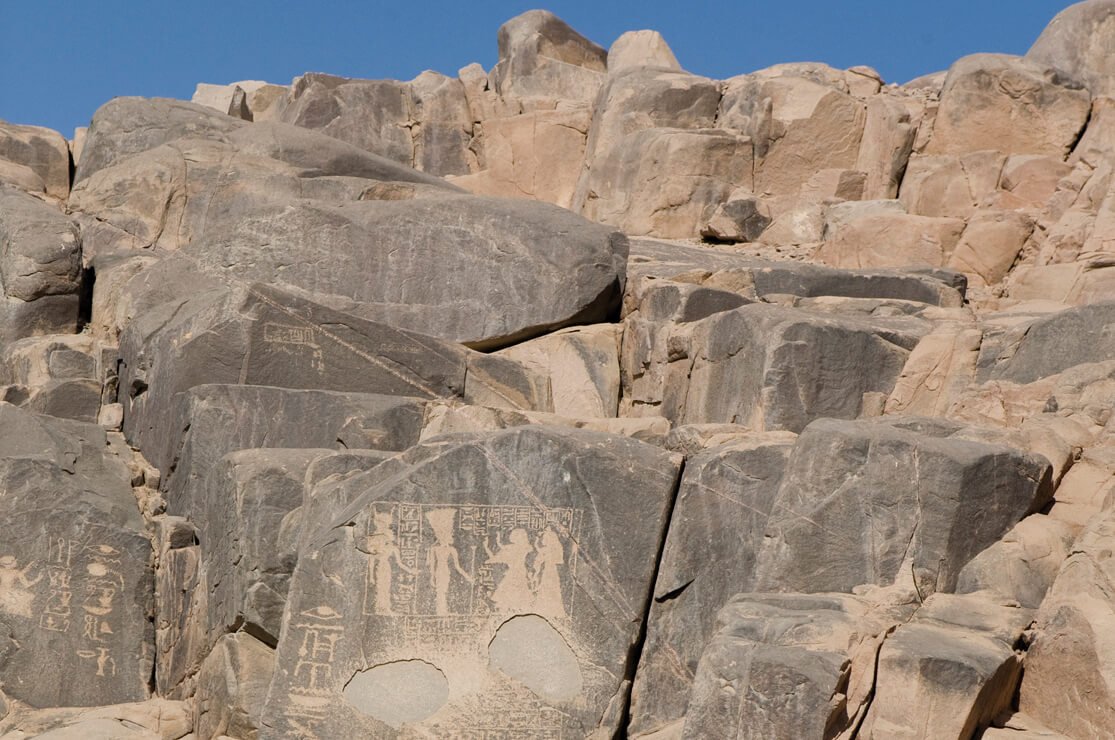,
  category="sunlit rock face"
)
[3,4,1115,738]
